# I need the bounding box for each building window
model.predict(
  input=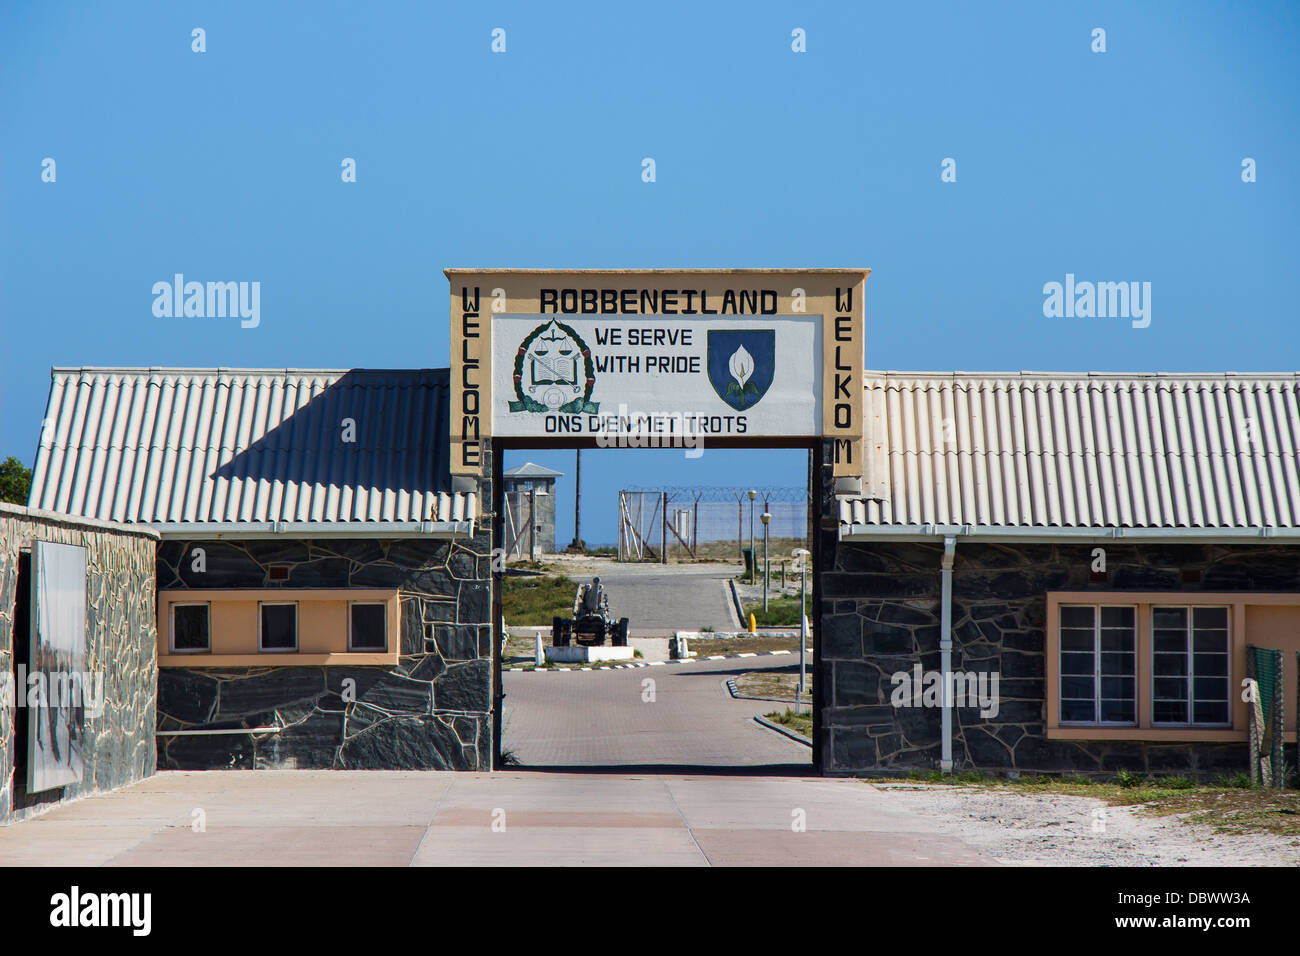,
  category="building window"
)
[1058,605,1136,725]
[349,603,387,651]
[259,603,298,652]
[171,603,210,653]
[1152,606,1230,726]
